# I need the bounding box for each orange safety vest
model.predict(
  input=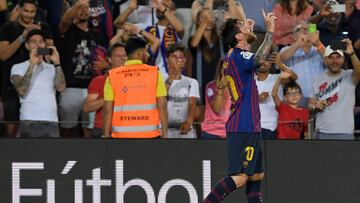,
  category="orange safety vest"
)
[108,64,160,138]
